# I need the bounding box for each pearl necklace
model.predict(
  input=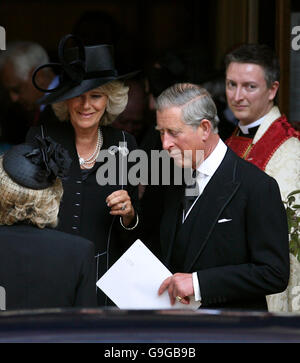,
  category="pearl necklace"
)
[78,127,103,169]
